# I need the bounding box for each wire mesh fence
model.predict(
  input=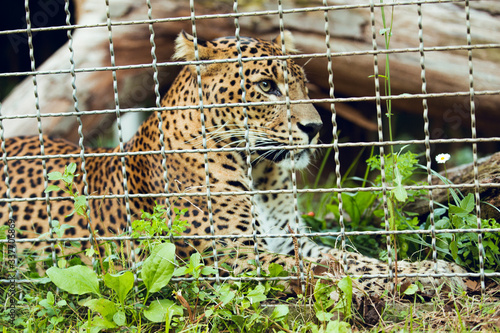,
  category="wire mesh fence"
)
[1,0,499,295]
